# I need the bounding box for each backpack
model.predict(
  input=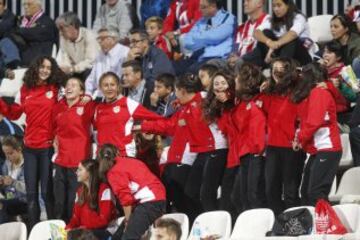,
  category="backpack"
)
[267,208,313,236]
